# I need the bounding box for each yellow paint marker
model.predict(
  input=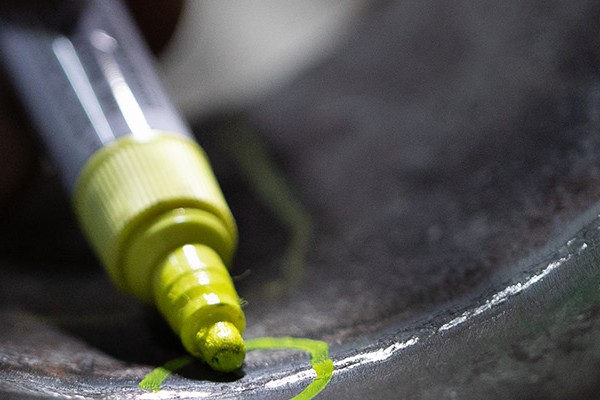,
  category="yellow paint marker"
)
[0,0,245,372]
